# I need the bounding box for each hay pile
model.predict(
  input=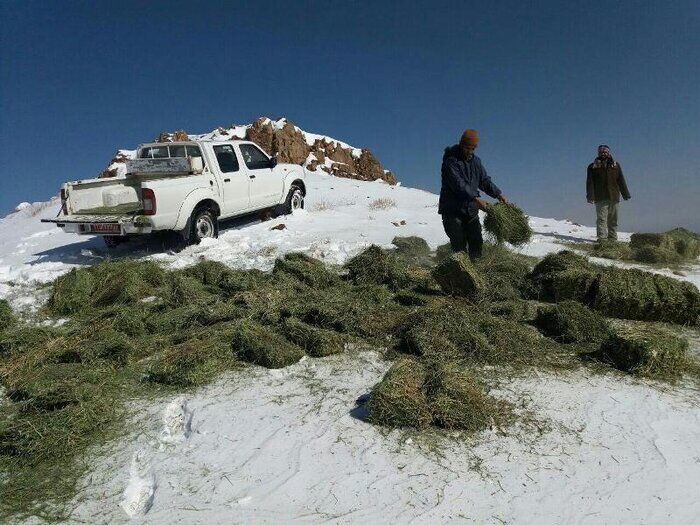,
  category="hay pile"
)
[630,228,700,262]
[534,301,610,344]
[570,228,699,266]
[483,203,533,246]
[283,317,345,357]
[273,252,342,289]
[526,251,593,301]
[397,300,564,368]
[231,319,305,369]
[432,253,485,298]
[367,358,496,431]
[345,245,413,291]
[526,250,700,325]
[474,243,534,301]
[1,237,697,520]
[597,324,689,379]
[391,236,431,260]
